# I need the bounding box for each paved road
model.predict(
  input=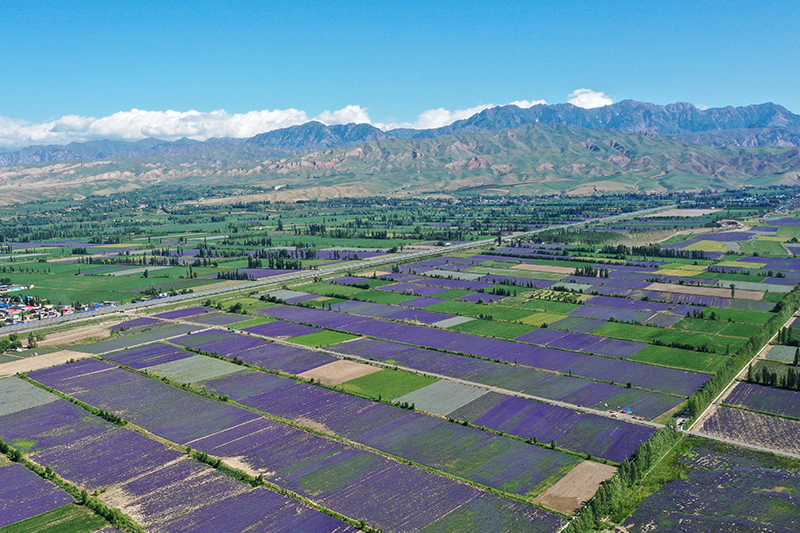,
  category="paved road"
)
[3,204,675,335]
